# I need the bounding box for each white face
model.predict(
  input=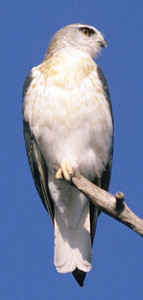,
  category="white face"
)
[47,24,107,58]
